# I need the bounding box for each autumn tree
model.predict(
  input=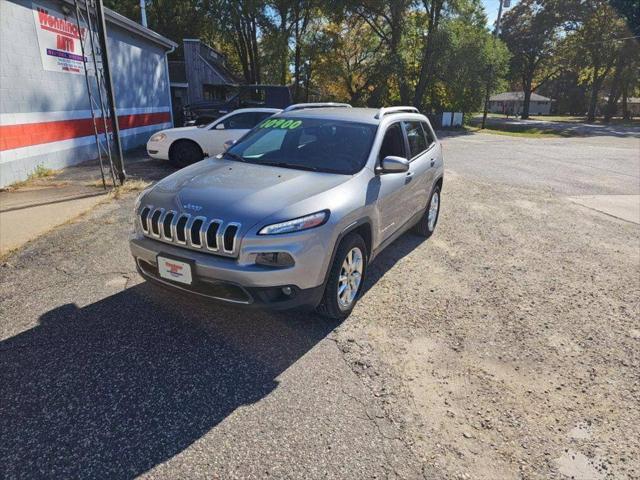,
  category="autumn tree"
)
[500,0,564,119]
